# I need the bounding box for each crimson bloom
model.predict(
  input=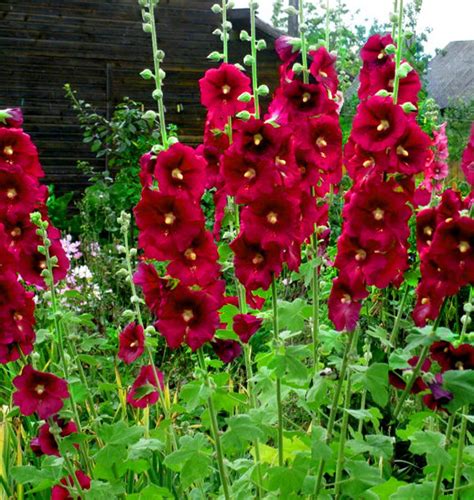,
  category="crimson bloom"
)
[118,322,145,364]
[154,142,207,200]
[233,314,263,343]
[275,36,300,64]
[199,63,252,126]
[360,34,394,67]
[36,417,78,457]
[212,339,242,363]
[51,471,91,500]
[133,263,164,316]
[423,374,453,412]
[0,164,40,219]
[0,128,44,177]
[157,284,220,351]
[430,341,474,372]
[309,47,339,94]
[13,365,69,419]
[461,124,474,185]
[351,96,407,152]
[389,356,432,394]
[127,365,164,408]
[135,189,204,260]
[281,80,337,121]
[230,234,283,291]
[3,108,24,128]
